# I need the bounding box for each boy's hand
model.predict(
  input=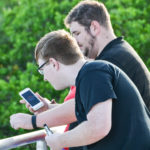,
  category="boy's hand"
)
[10,113,33,130]
[20,93,57,115]
[45,133,62,150]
